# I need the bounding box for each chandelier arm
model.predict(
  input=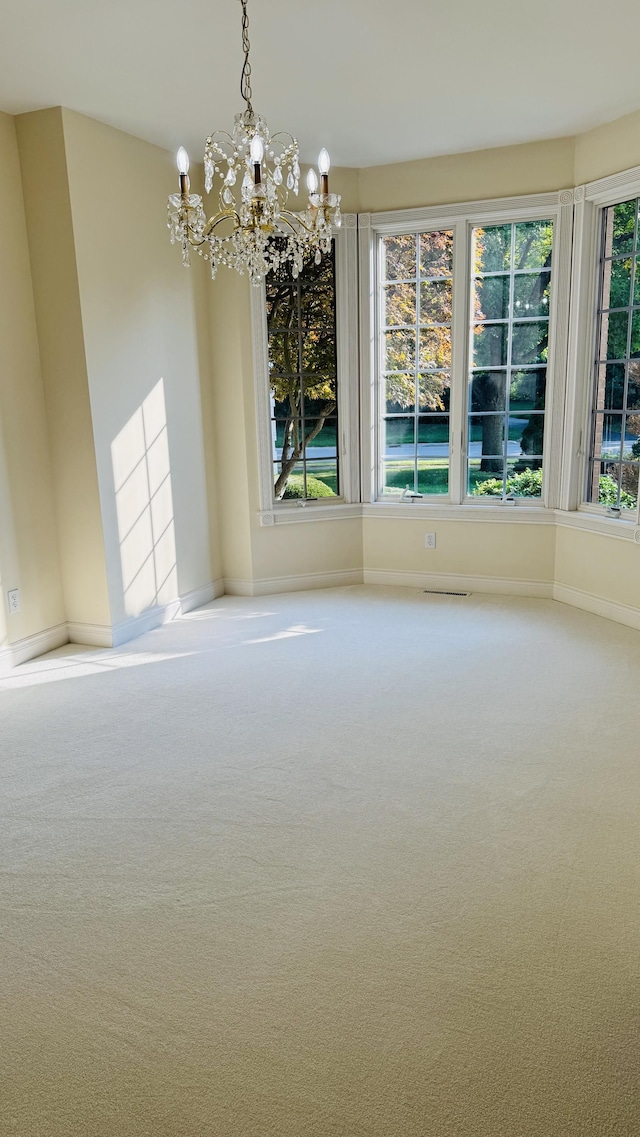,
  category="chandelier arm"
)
[279,209,328,237]
[203,209,242,236]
